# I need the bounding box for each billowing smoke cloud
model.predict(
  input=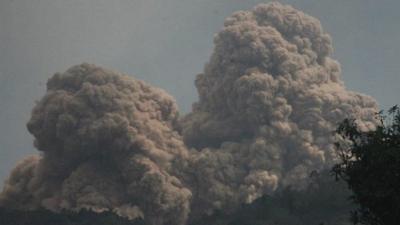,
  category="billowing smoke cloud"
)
[0,2,379,225]
[182,2,378,217]
[0,63,192,225]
